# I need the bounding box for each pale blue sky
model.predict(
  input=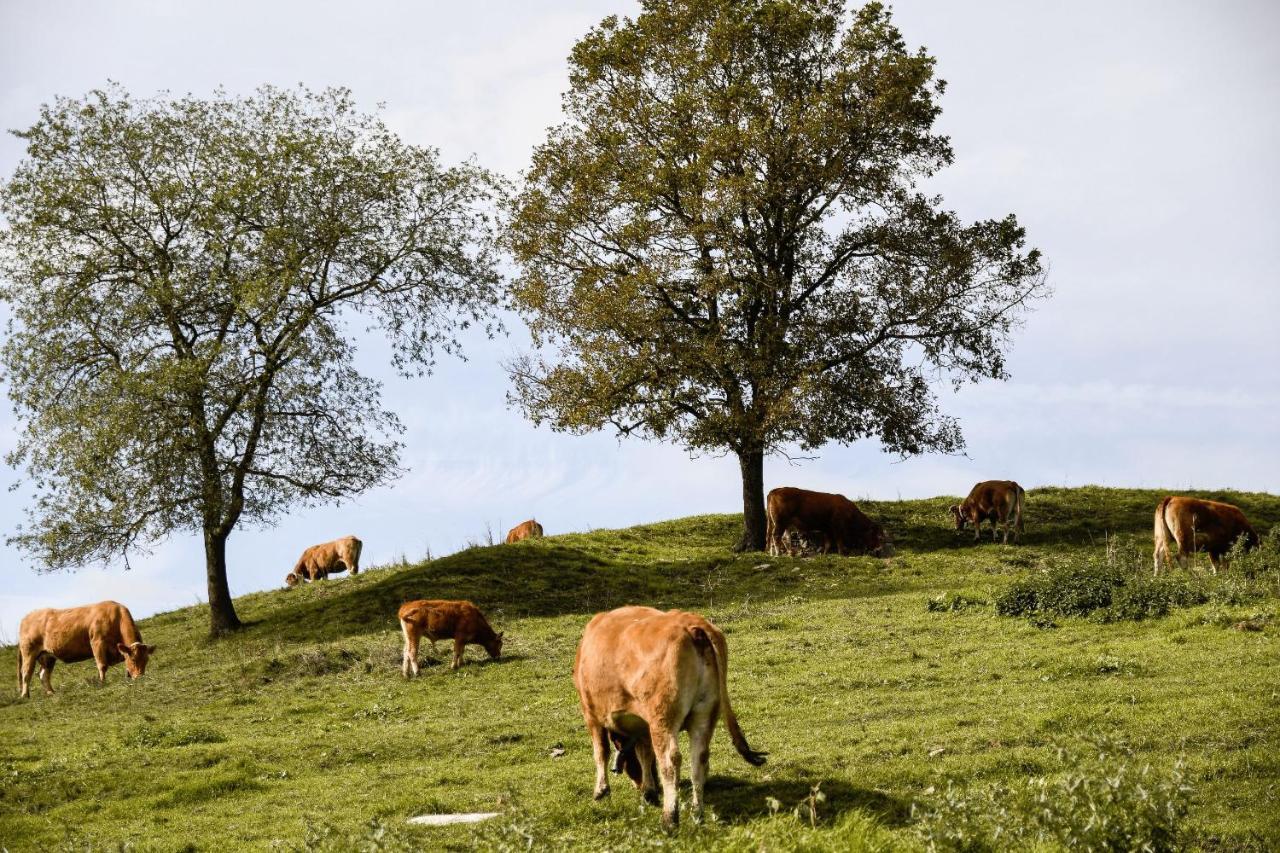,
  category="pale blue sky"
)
[0,0,1277,636]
